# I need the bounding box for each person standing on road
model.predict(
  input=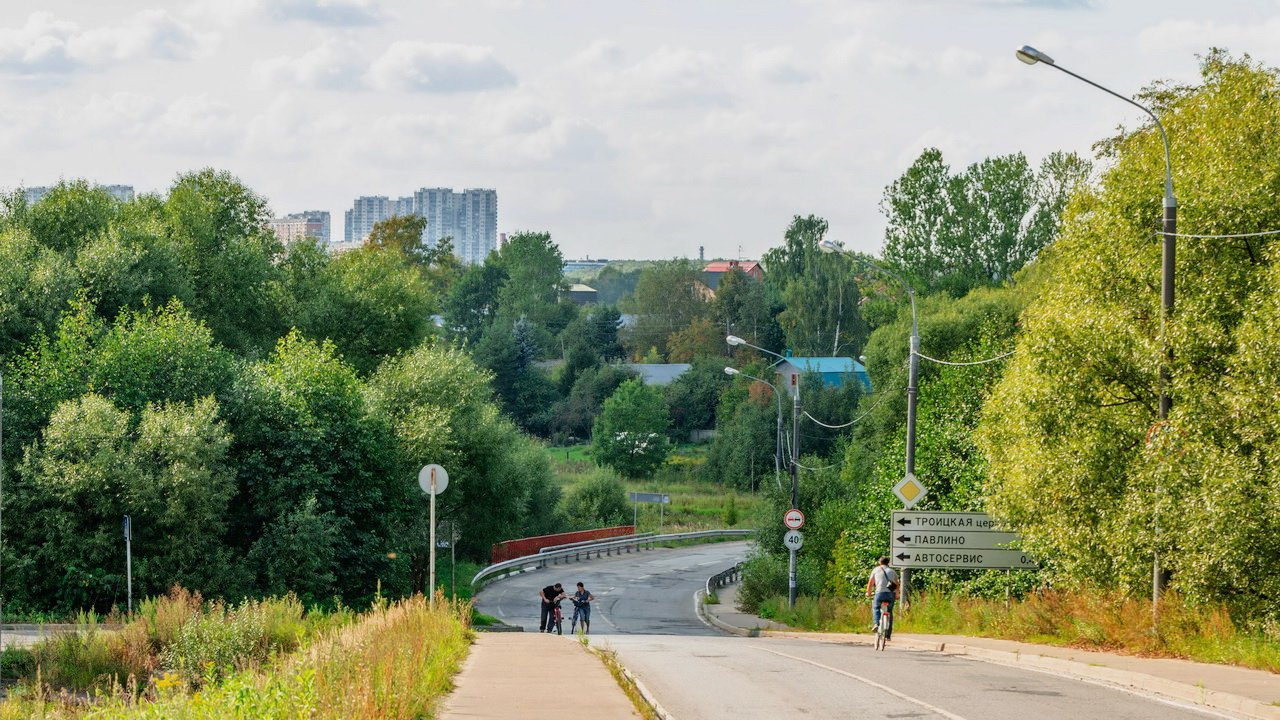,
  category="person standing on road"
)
[539,583,565,633]
[865,557,899,640]
[571,581,595,634]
